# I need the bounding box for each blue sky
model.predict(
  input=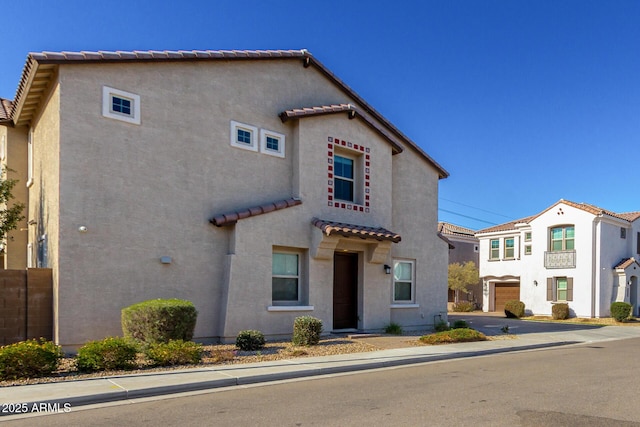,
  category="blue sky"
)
[1,0,638,230]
